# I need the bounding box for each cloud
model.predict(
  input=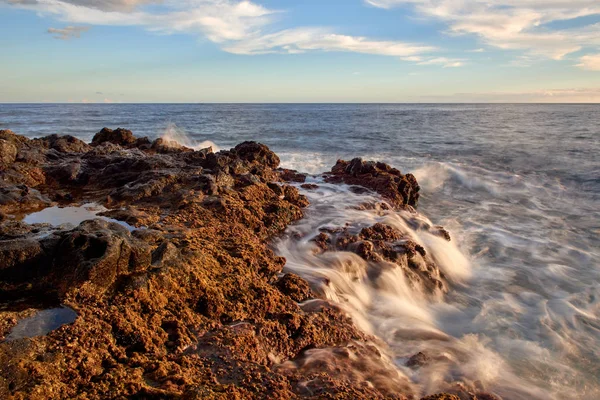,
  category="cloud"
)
[47,25,89,39]
[7,0,158,12]
[401,55,463,67]
[365,0,600,61]
[4,0,439,63]
[577,54,600,71]
[222,27,434,56]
